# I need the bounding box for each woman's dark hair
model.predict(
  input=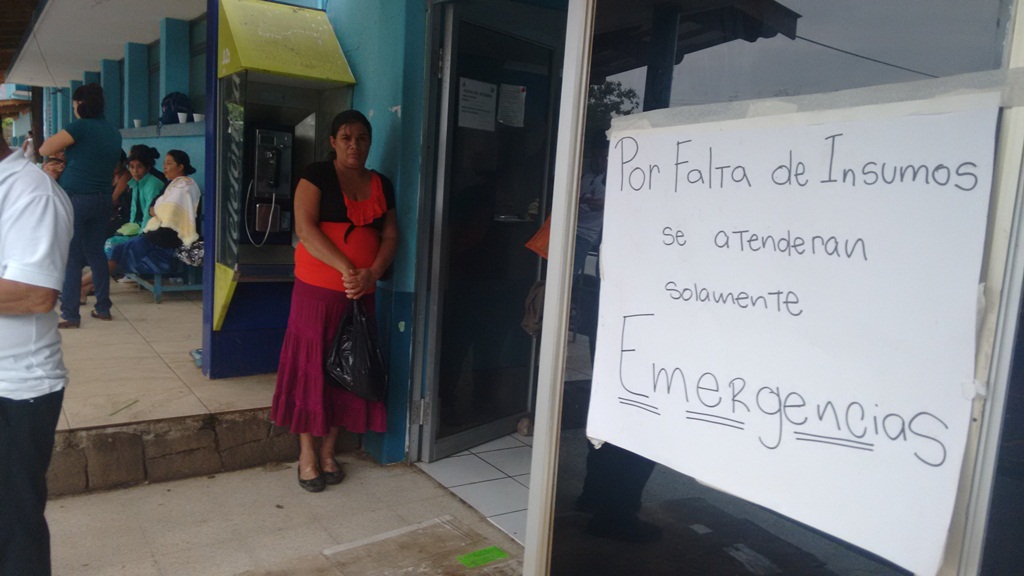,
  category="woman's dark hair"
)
[128,145,159,169]
[167,149,197,176]
[72,83,105,119]
[327,110,372,160]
